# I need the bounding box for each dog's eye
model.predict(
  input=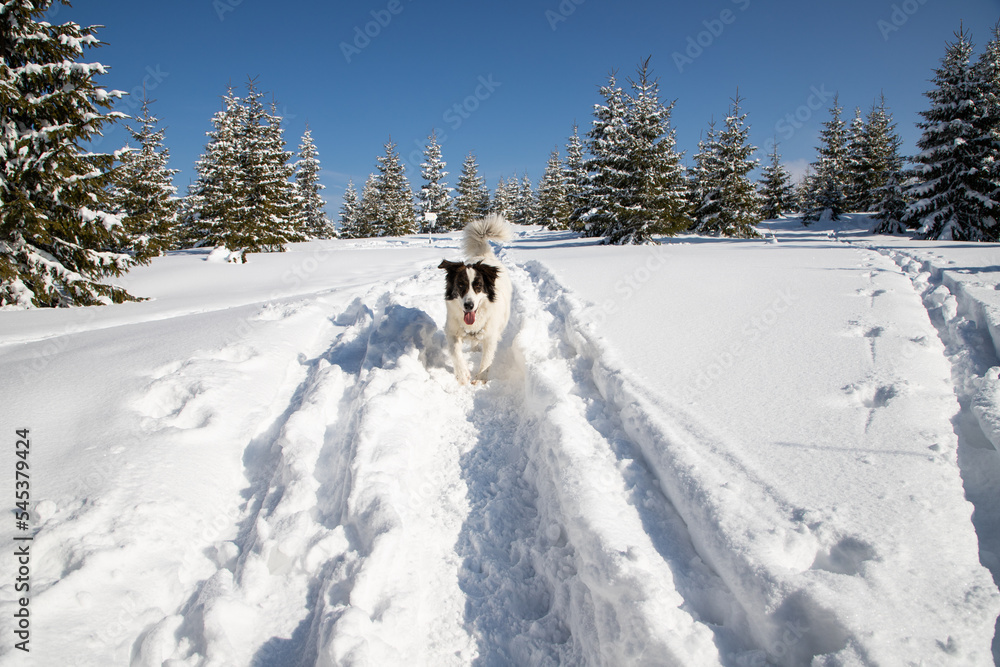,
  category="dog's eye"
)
[472,278,483,292]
